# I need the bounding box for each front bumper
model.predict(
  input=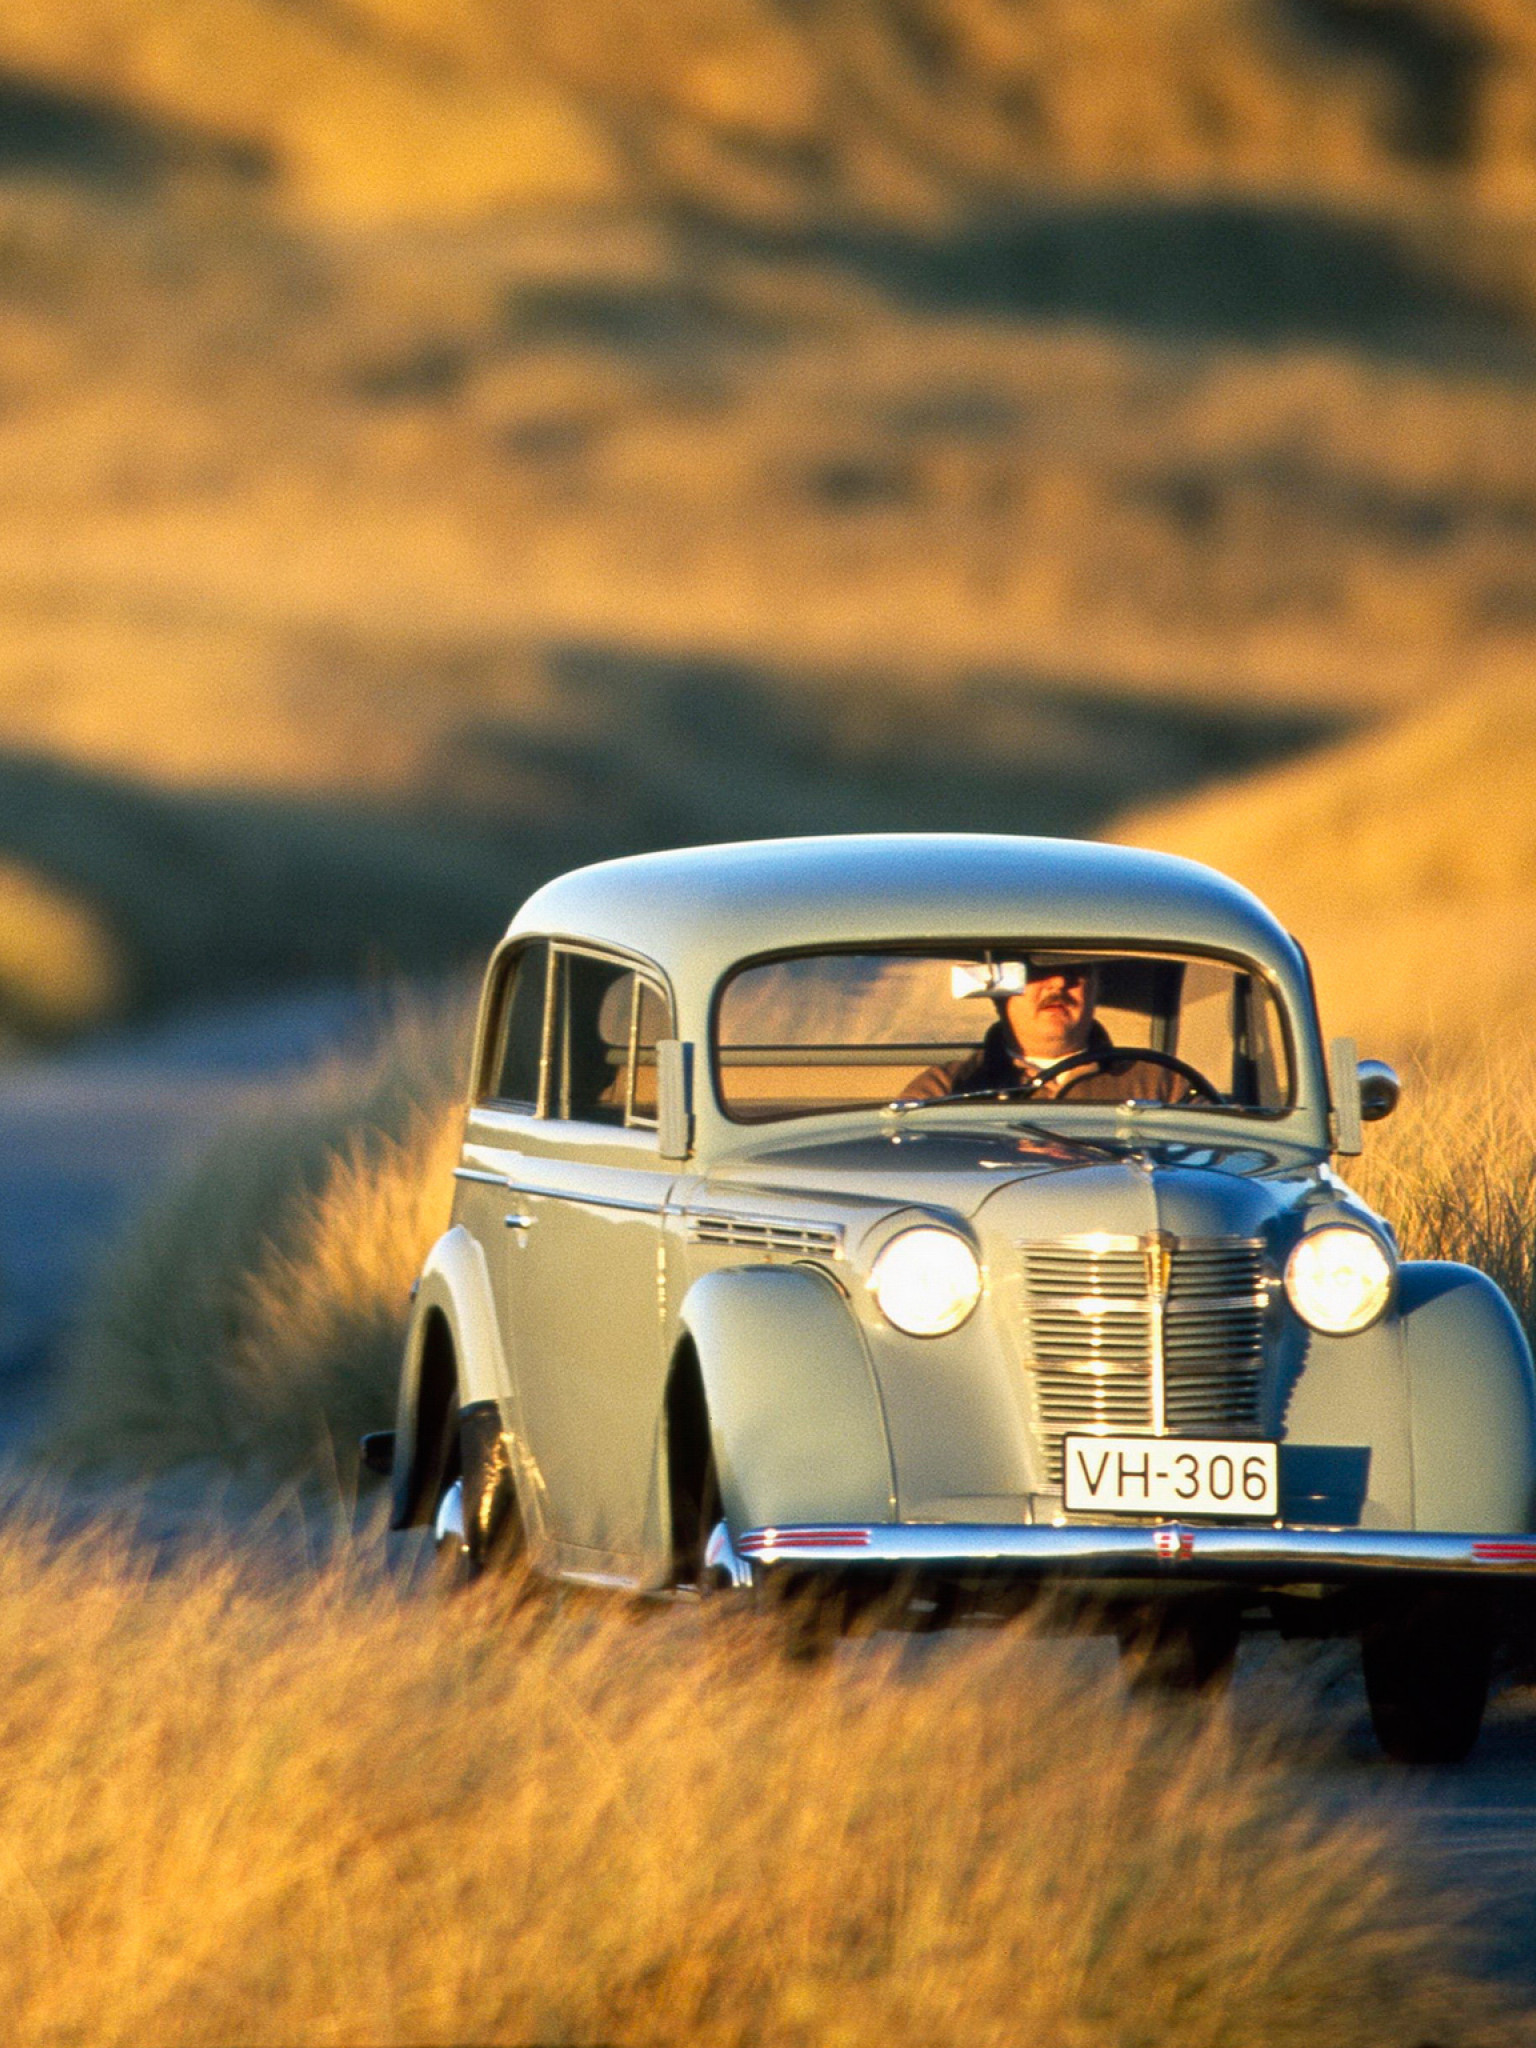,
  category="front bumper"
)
[723,1521,1536,1586]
